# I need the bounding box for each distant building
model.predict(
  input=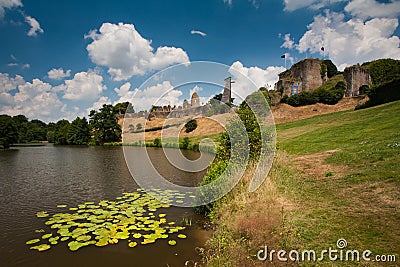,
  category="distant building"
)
[191,92,200,107]
[221,77,233,104]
